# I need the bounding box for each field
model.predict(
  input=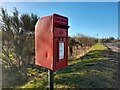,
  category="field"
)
[21,43,117,88]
